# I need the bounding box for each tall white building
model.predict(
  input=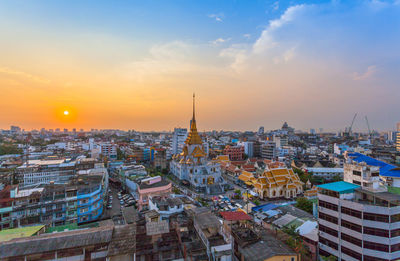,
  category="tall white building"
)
[101,143,117,160]
[172,128,187,155]
[397,122,400,152]
[318,152,400,261]
[238,141,254,158]
[261,141,276,160]
[170,95,225,194]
